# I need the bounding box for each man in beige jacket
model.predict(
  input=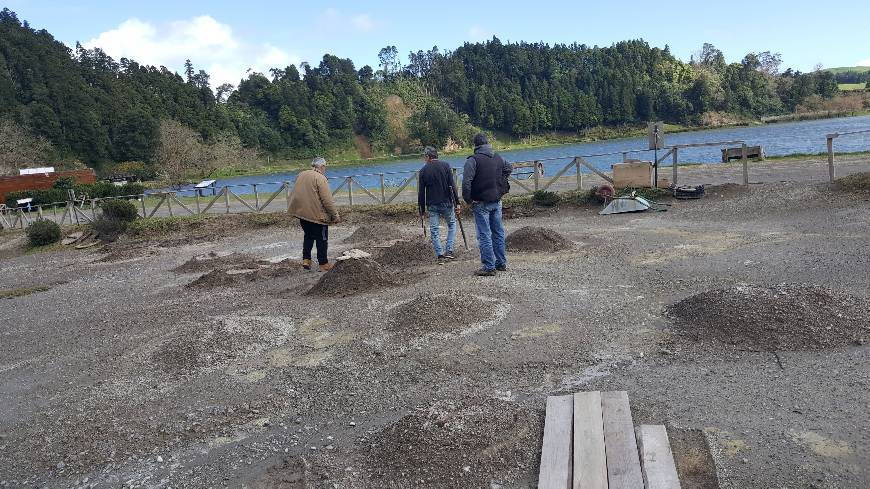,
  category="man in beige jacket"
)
[288,157,340,271]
